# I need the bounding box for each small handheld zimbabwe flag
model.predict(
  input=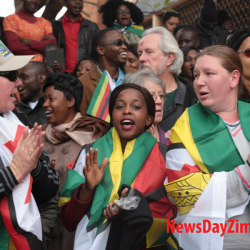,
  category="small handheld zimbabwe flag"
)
[87,70,115,123]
